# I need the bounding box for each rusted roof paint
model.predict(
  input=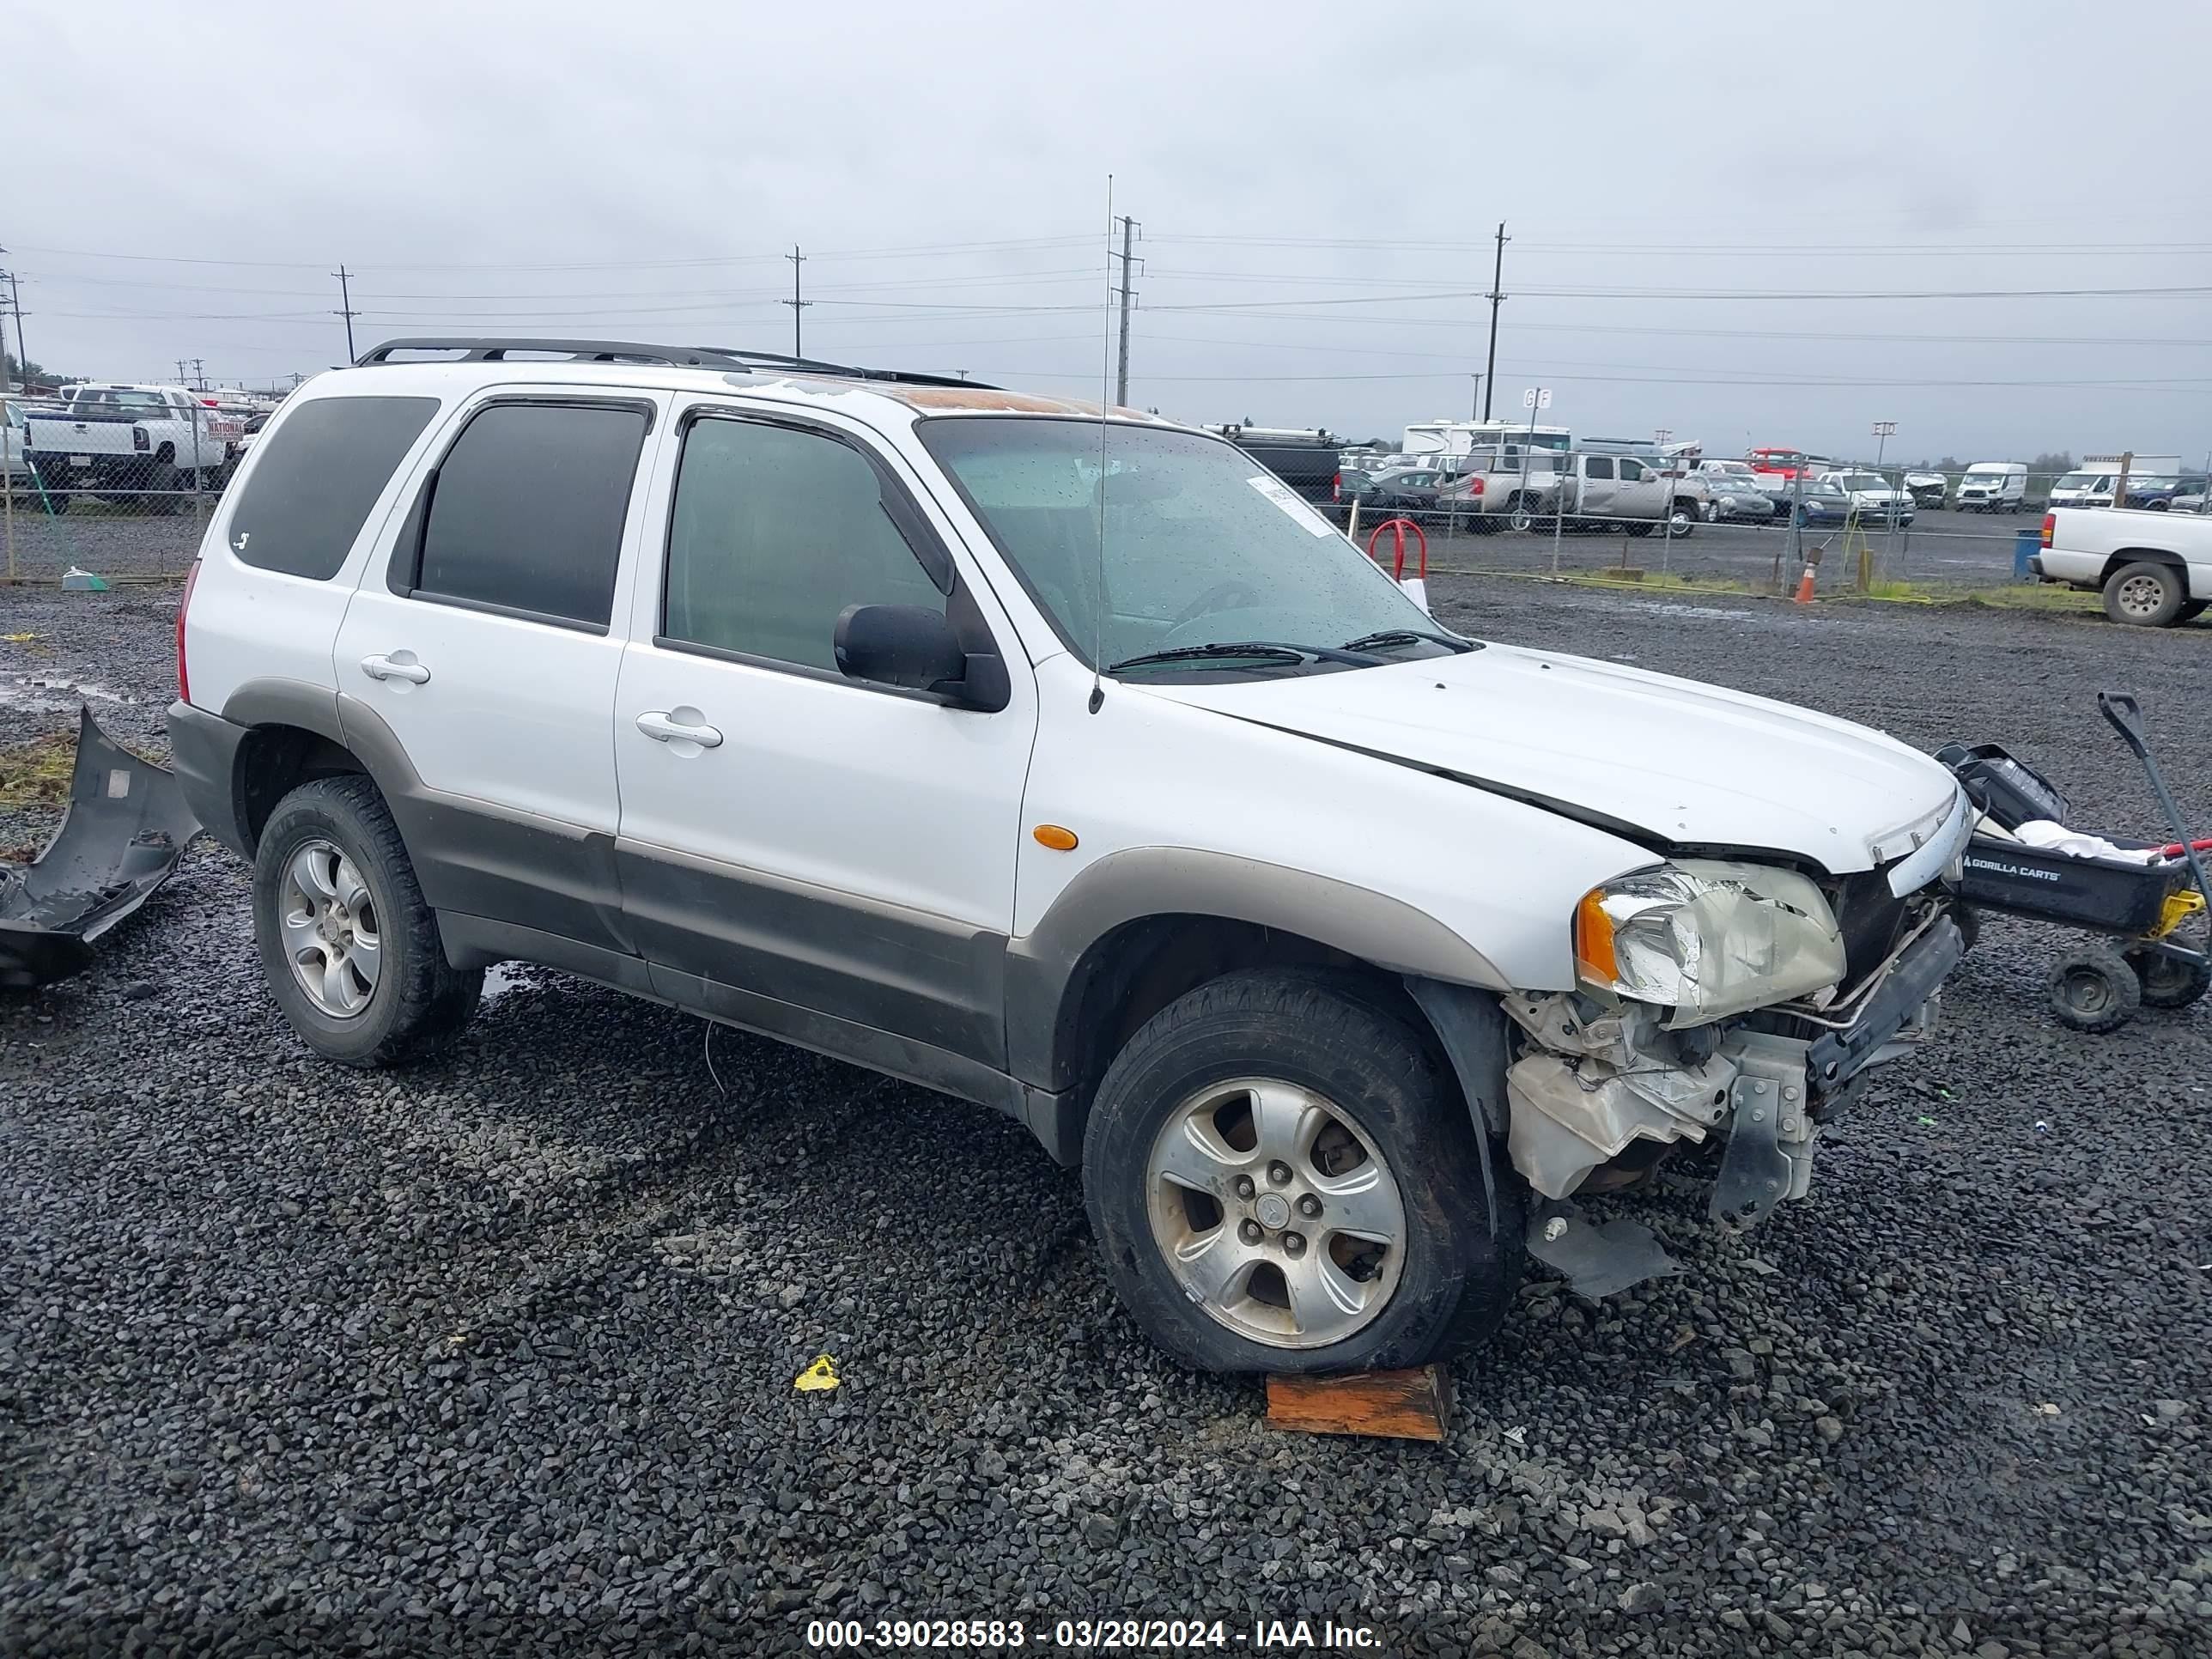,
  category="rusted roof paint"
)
[883,386,1178,422]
